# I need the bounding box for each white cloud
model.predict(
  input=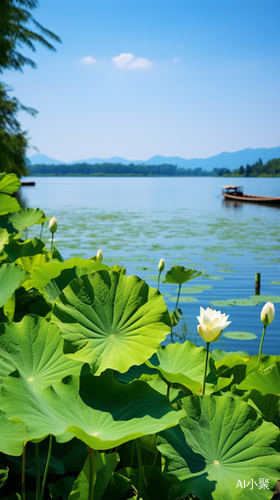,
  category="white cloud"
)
[173,57,181,62]
[112,53,153,70]
[80,56,97,65]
